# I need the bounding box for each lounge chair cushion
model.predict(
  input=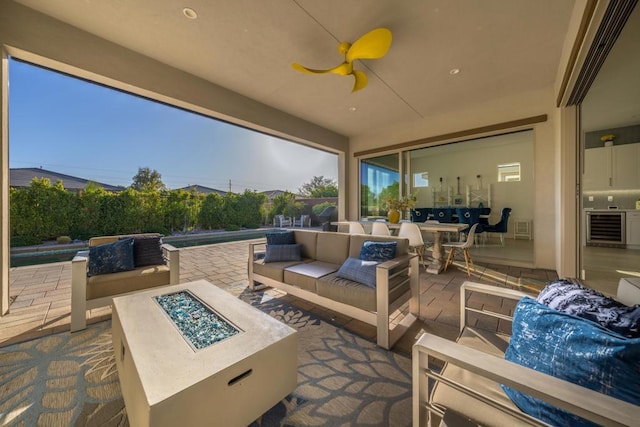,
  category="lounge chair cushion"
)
[87,265,171,300]
[336,257,379,288]
[87,237,135,277]
[359,241,397,261]
[264,244,302,263]
[503,297,640,427]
